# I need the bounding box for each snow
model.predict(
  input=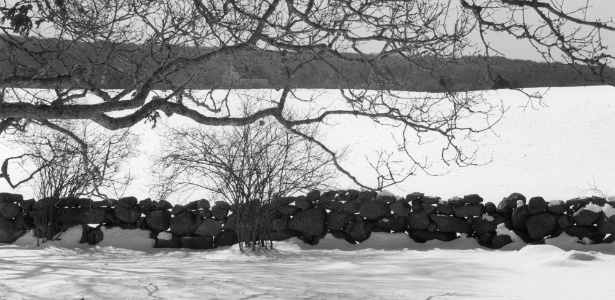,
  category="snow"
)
[603,203,615,218]
[1,231,615,299]
[583,203,603,213]
[517,200,525,208]
[482,214,495,221]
